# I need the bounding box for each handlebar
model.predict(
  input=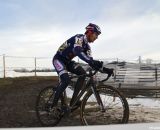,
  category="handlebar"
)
[70,67,113,83]
[99,72,113,82]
